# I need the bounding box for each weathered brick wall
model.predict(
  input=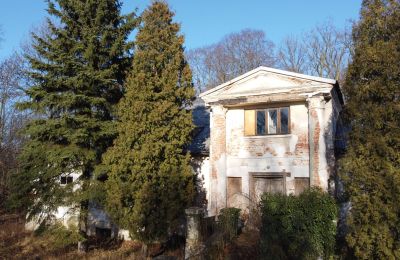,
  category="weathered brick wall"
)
[208,105,227,216]
[307,95,337,191]
[200,68,342,217]
[206,98,338,215]
[225,104,310,201]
